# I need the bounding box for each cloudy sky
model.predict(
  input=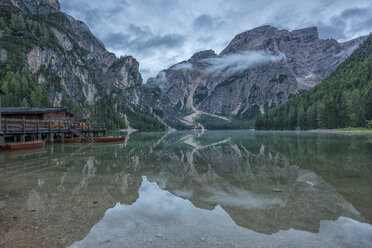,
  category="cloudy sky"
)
[59,0,372,82]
